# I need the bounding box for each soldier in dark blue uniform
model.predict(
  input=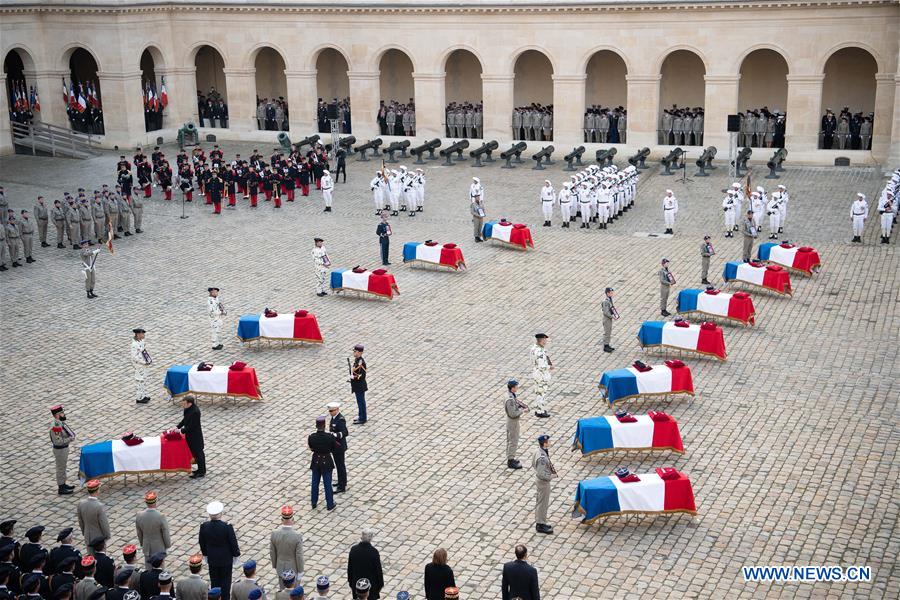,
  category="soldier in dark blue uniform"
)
[308,417,338,511]
[328,402,349,493]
